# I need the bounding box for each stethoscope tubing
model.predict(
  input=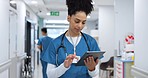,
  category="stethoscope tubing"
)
[56,31,90,66]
